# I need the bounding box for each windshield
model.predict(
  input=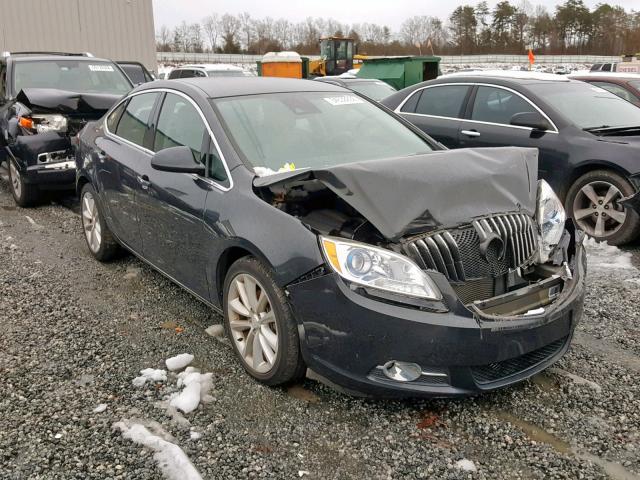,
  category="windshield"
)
[348,81,396,101]
[12,60,132,96]
[213,92,432,172]
[527,82,640,129]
